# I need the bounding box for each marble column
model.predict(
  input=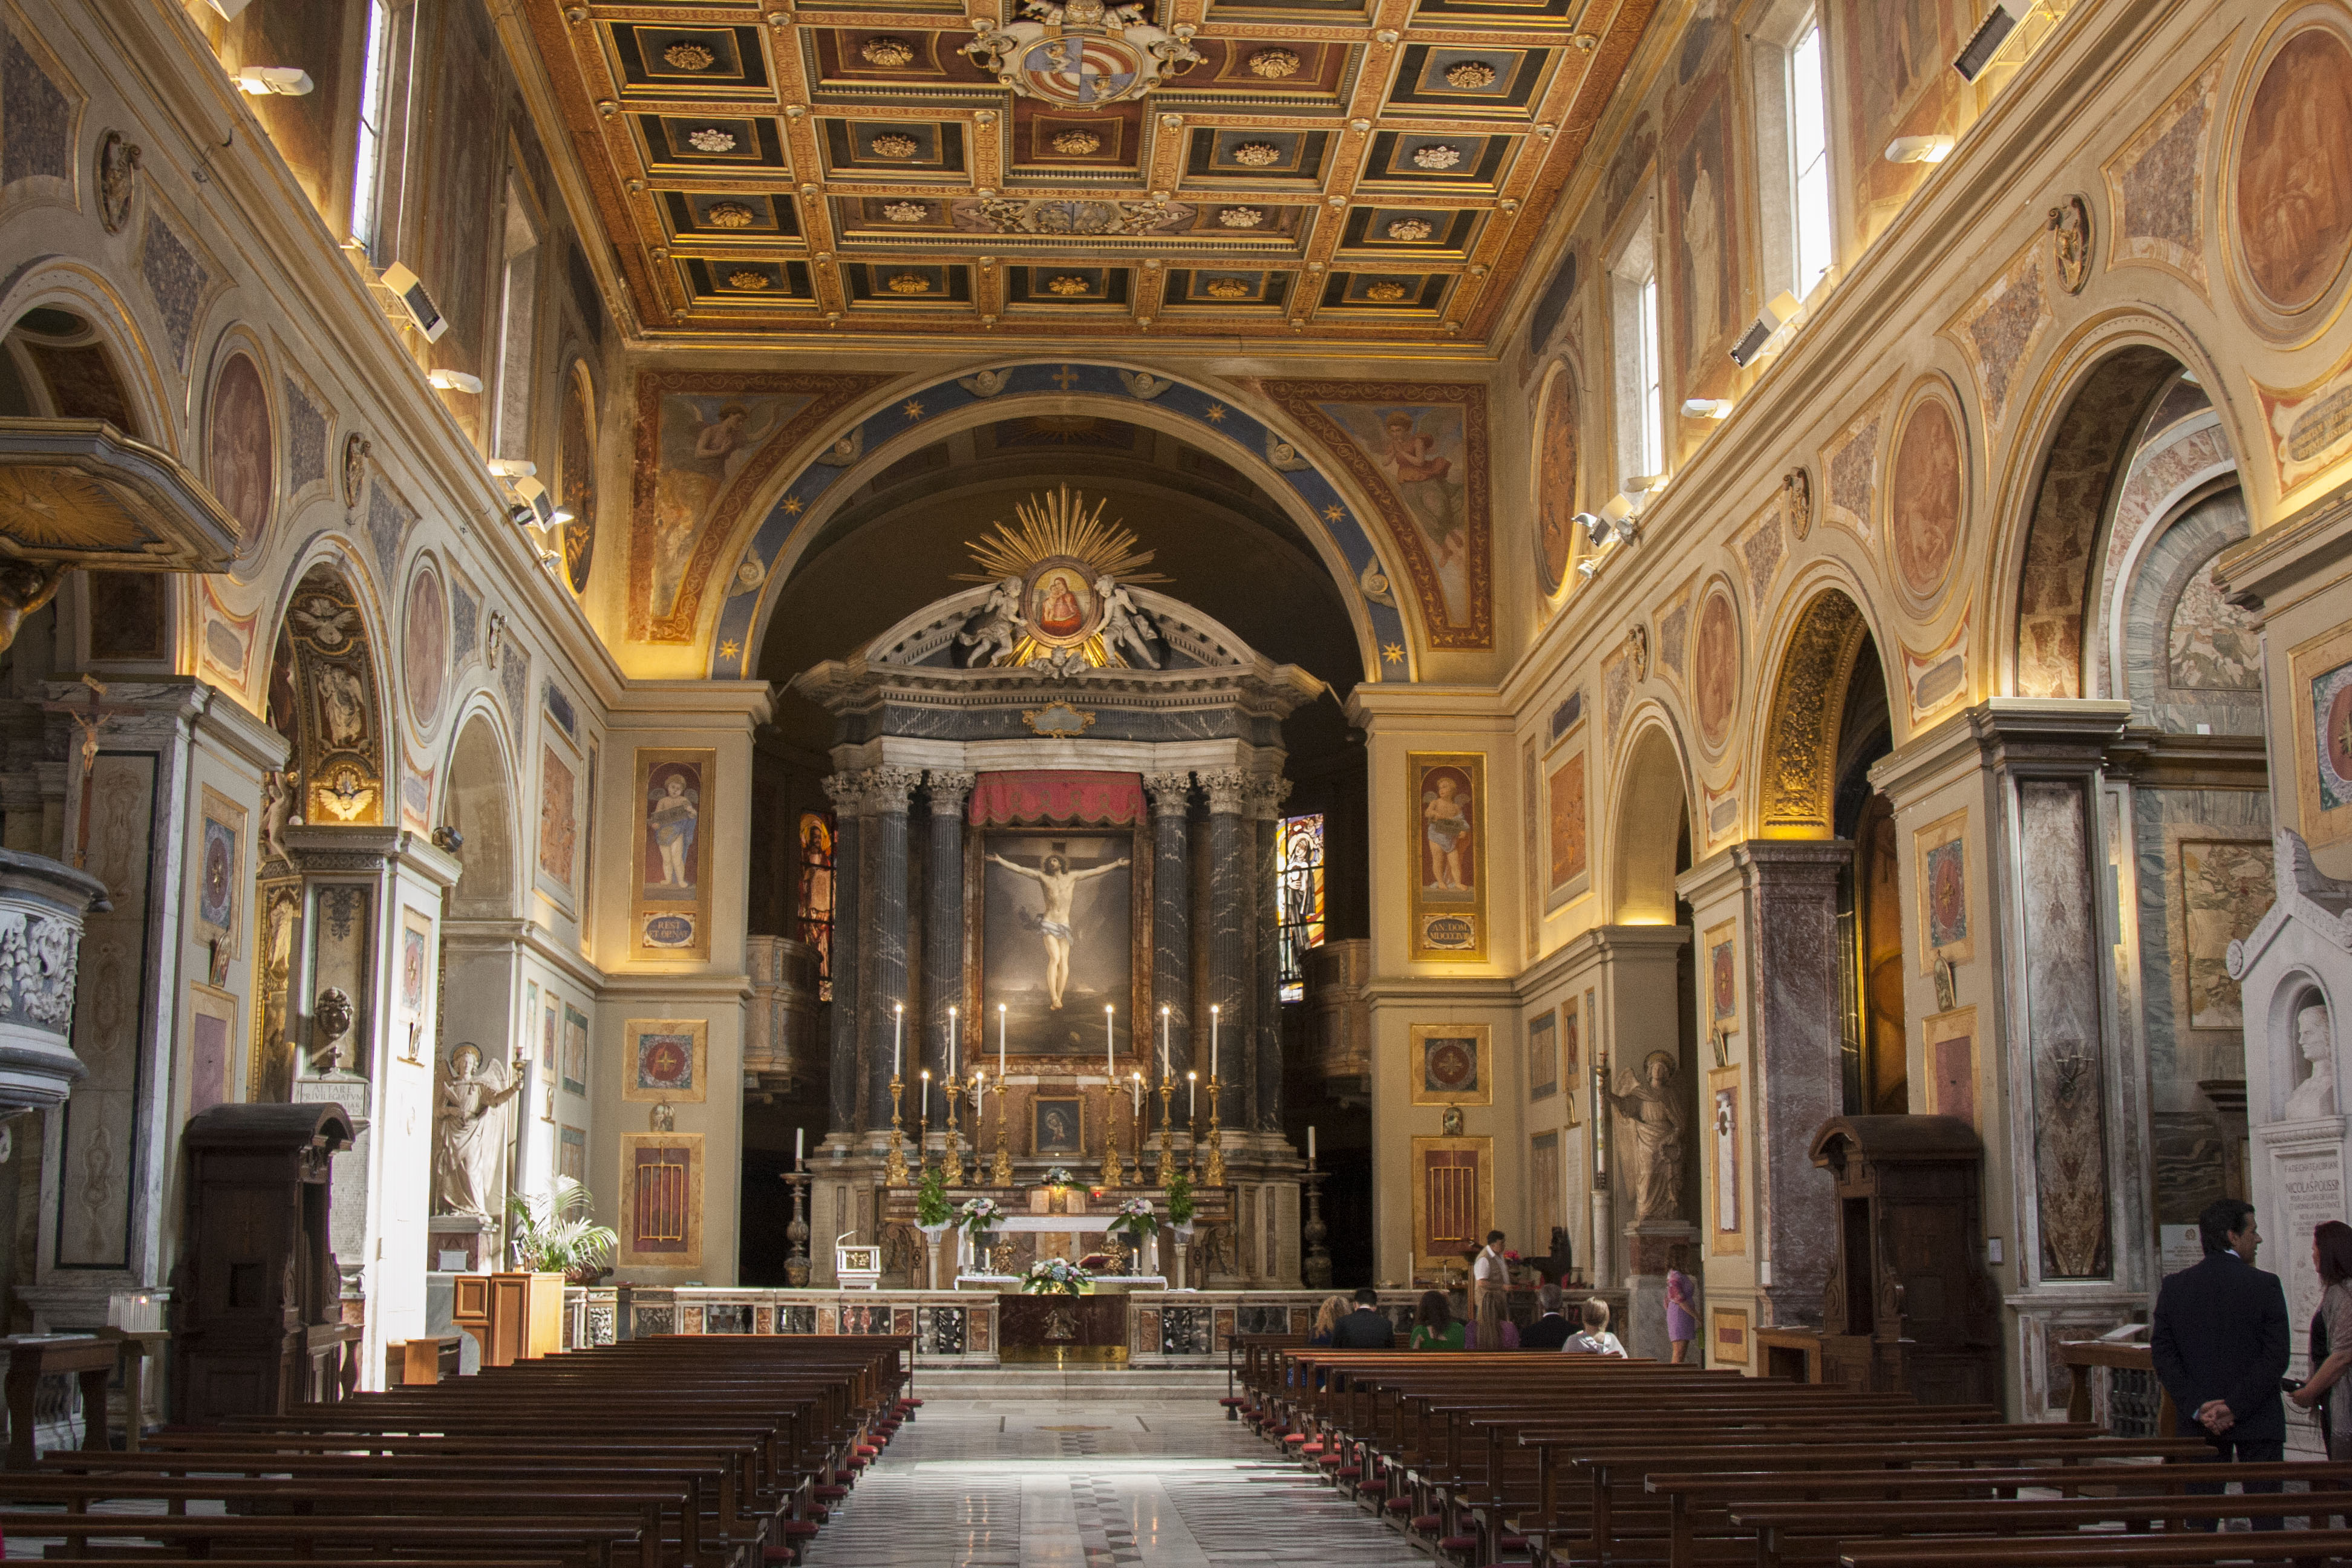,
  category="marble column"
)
[924,771,976,1080]
[863,766,921,1134]
[1145,773,1193,1081]
[1249,777,1291,1133]
[1731,840,1849,1327]
[1202,771,1250,1133]
[822,772,866,1138]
